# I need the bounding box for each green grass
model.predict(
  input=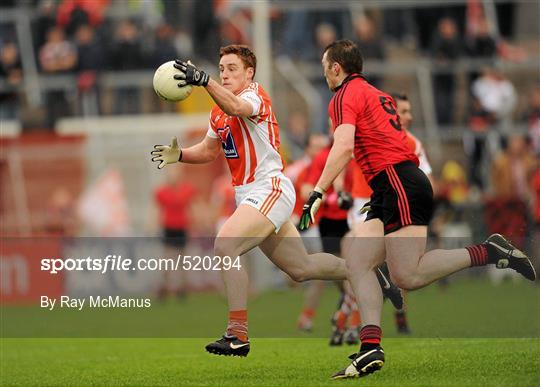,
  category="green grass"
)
[1,279,540,385]
[2,279,539,338]
[1,338,539,386]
